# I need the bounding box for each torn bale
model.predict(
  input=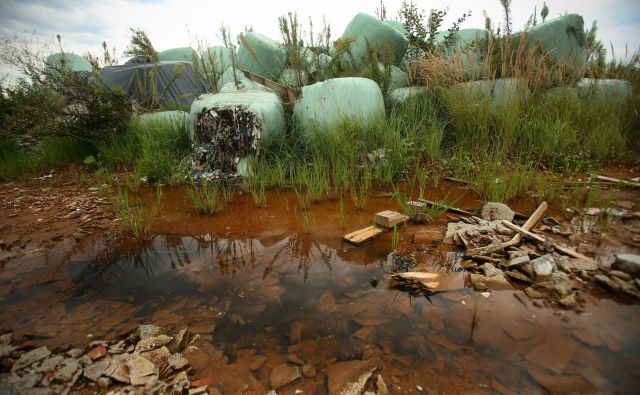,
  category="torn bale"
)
[189,91,285,177]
